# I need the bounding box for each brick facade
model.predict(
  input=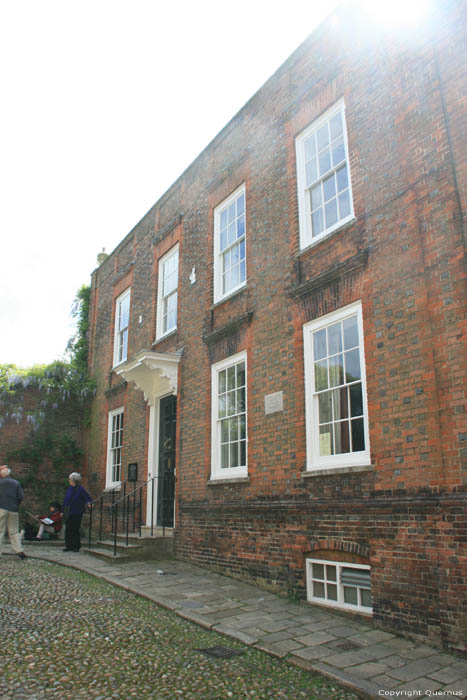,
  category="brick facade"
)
[86,1,466,652]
